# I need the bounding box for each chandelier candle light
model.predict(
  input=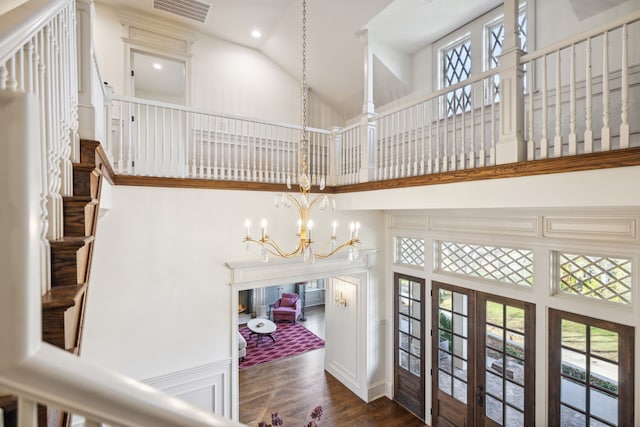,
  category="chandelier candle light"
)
[243,0,361,264]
